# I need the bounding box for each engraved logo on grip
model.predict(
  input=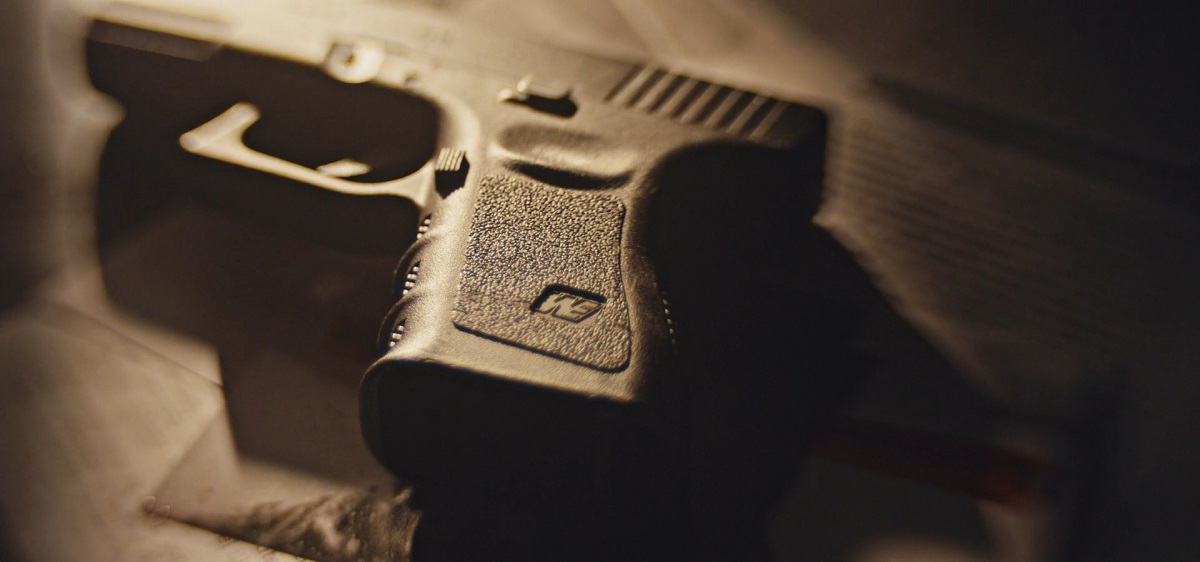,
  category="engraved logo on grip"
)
[532,286,605,323]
